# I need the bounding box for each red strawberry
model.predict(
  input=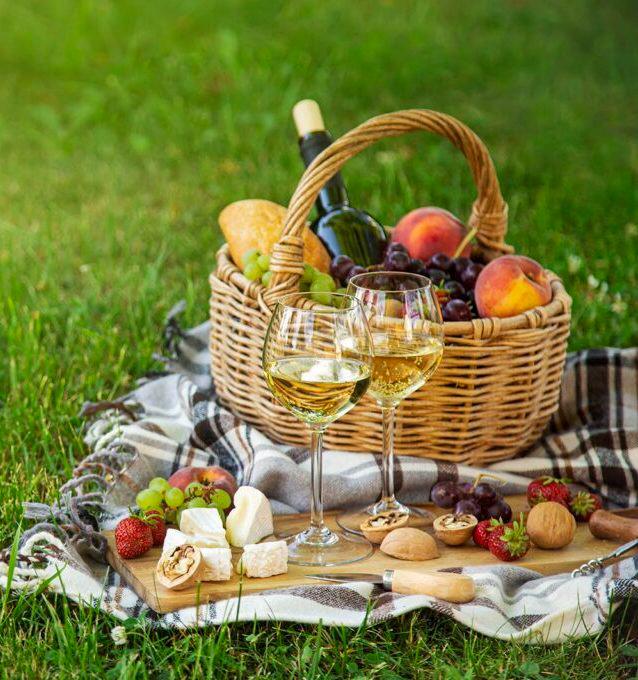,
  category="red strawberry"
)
[473,519,504,549]
[569,491,602,522]
[144,510,167,546]
[527,476,571,507]
[115,515,153,559]
[488,516,530,562]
